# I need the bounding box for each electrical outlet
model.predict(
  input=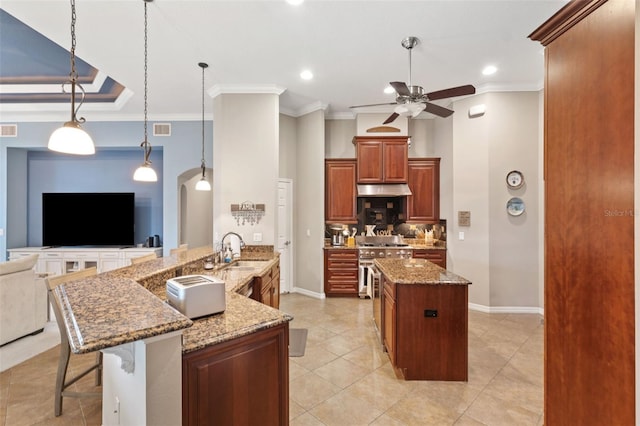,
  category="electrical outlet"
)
[0,228,3,236]
[253,233,262,242]
[458,231,465,240]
